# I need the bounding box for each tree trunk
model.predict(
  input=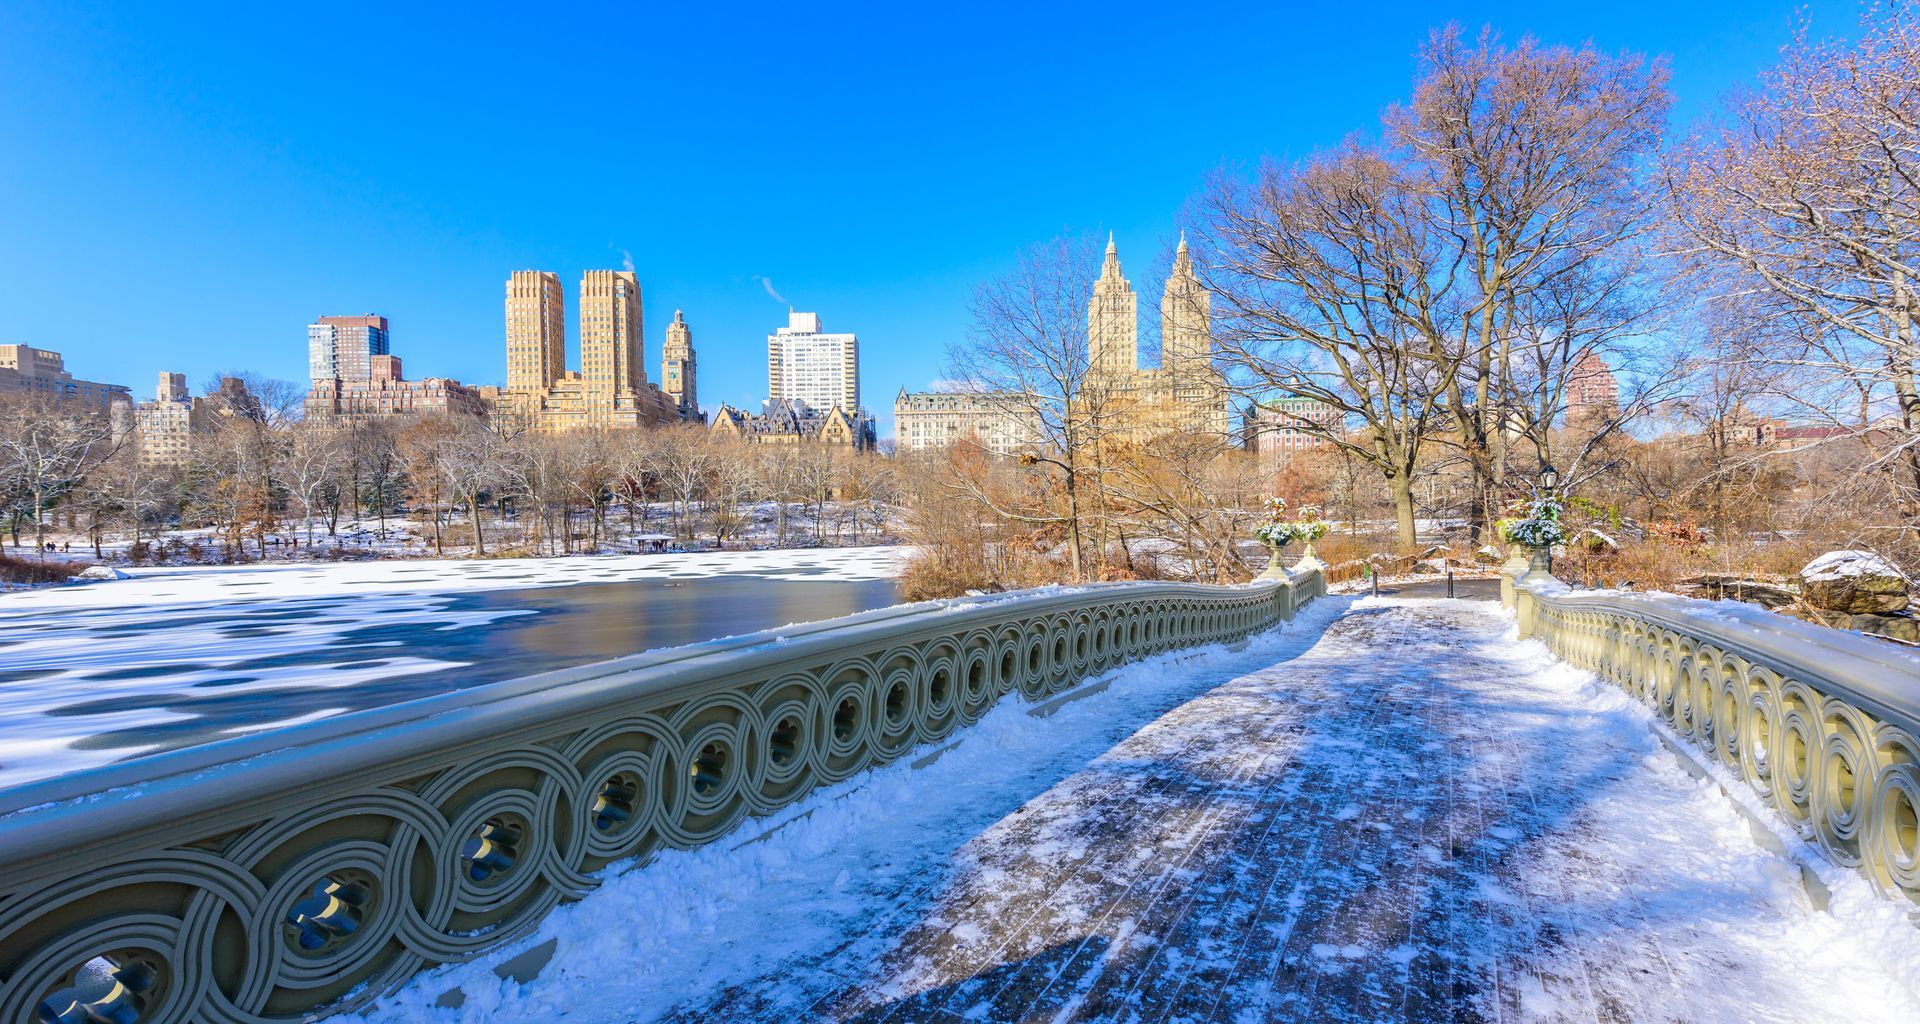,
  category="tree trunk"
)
[1062,464,1086,579]
[1389,472,1418,550]
[32,488,48,561]
[470,493,487,557]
